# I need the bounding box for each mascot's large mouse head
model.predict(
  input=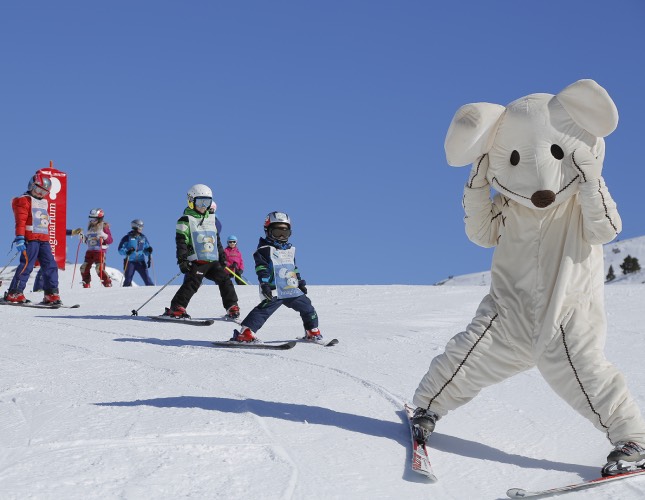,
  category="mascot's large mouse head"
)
[444,79,618,209]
